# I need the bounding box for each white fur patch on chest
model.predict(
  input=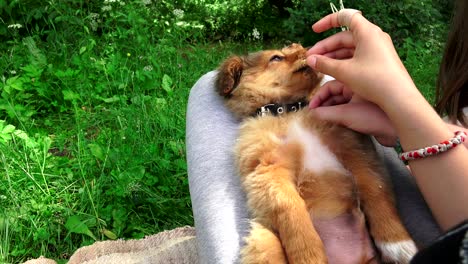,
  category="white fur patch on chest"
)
[287,121,346,174]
